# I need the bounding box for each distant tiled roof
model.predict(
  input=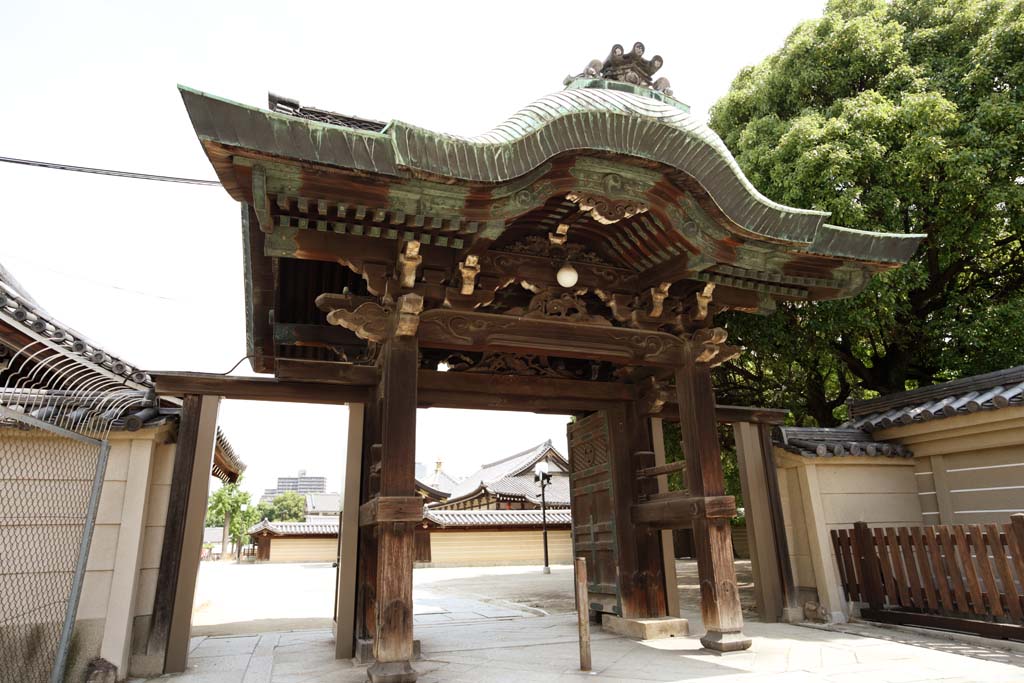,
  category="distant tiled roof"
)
[846,366,1024,432]
[268,93,386,132]
[247,519,339,536]
[774,427,912,458]
[488,475,571,507]
[424,509,572,528]
[449,440,568,499]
